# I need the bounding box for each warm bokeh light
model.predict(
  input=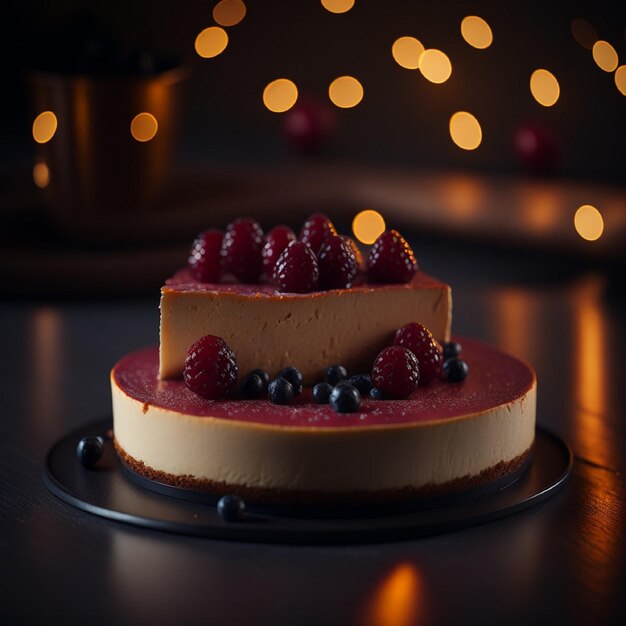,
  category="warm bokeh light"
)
[130,113,158,142]
[32,111,57,144]
[352,210,386,244]
[321,0,355,14]
[614,65,626,96]
[449,111,482,150]
[419,49,452,84]
[391,36,425,69]
[521,188,561,234]
[529,69,560,107]
[328,76,364,108]
[592,40,618,72]
[460,16,493,49]
[574,278,607,417]
[213,0,246,26]
[571,18,597,50]
[441,175,485,220]
[263,79,298,112]
[365,564,420,626]
[194,26,229,58]
[33,162,50,188]
[574,204,604,241]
